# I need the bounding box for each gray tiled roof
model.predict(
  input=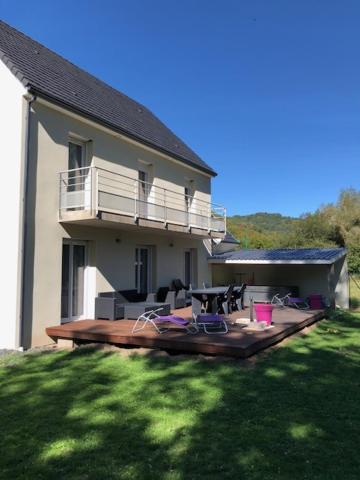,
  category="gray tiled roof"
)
[210,248,347,263]
[222,232,240,244]
[0,20,216,176]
